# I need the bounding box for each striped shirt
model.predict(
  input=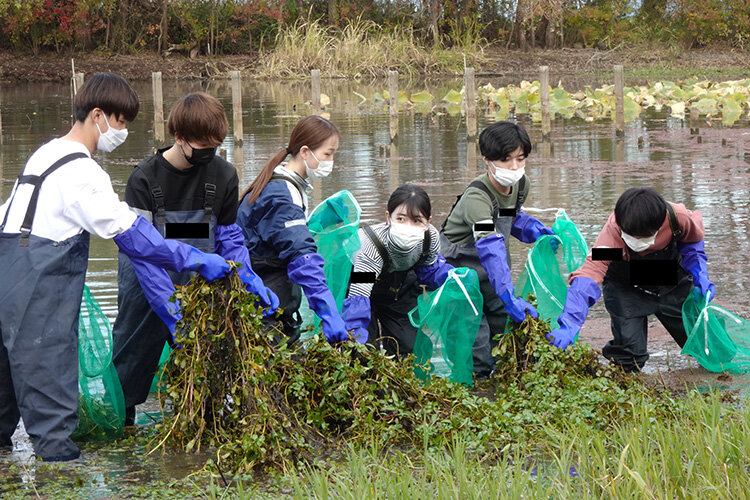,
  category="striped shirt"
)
[348,222,440,297]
